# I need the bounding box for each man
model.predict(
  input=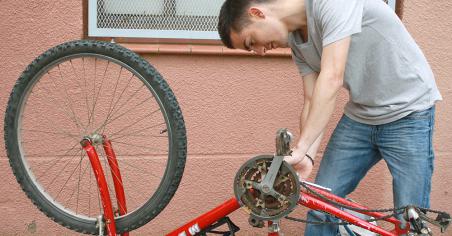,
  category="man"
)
[218,0,442,235]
